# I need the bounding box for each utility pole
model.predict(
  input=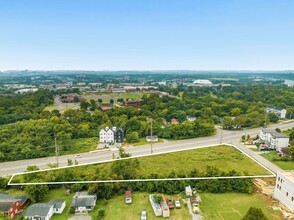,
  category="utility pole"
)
[55,135,59,167]
[150,118,153,154]
[220,117,223,144]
